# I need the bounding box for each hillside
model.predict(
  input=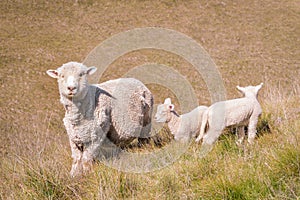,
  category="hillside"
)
[0,0,299,199]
